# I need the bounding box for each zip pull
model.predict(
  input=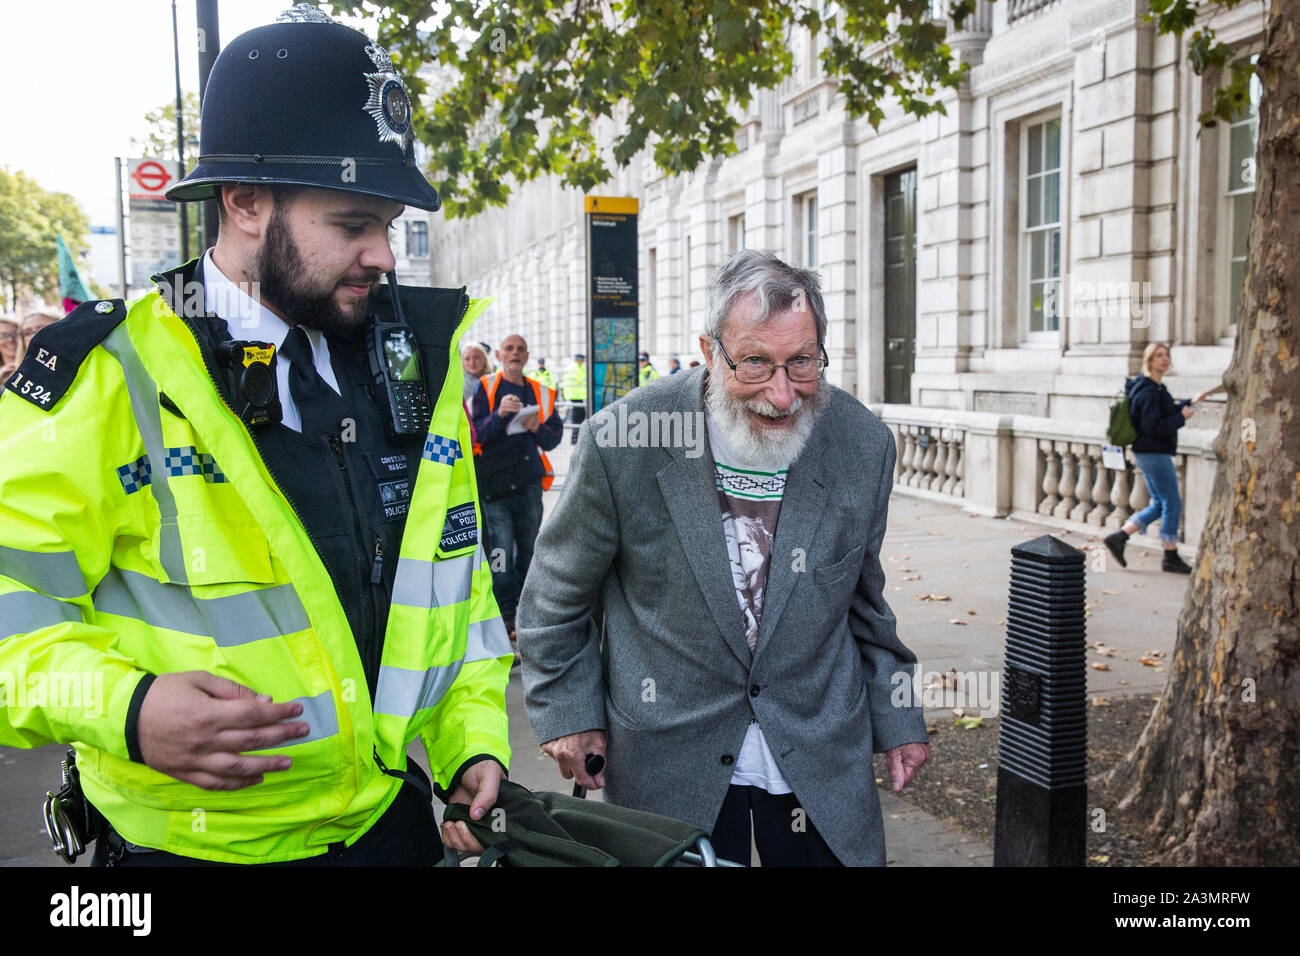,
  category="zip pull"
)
[370,537,384,584]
